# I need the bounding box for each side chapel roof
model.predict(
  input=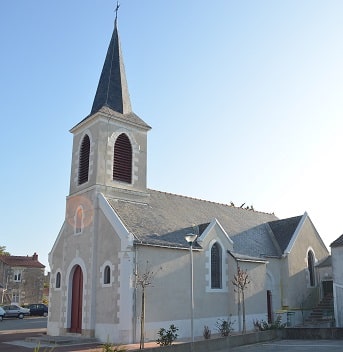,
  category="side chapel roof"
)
[268,215,303,252]
[233,215,303,258]
[316,255,331,267]
[331,234,343,247]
